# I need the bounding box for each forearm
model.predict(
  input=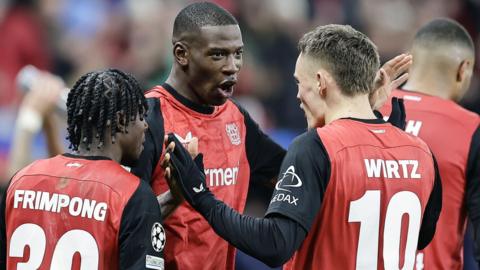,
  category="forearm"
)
[157,191,182,219]
[196,193,306,267]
